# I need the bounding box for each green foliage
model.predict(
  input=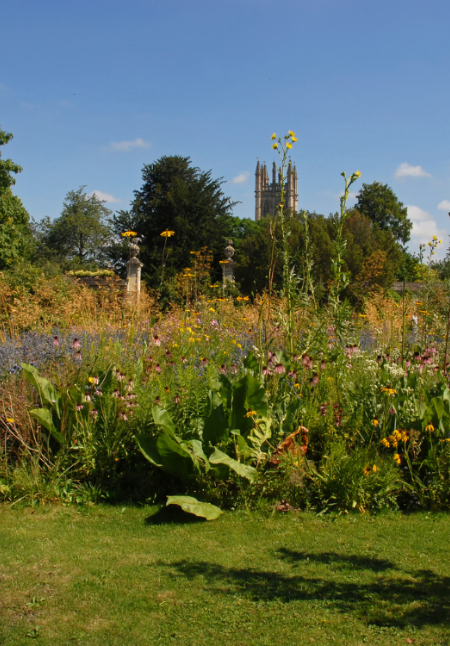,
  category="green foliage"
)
[356,181,412,244]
